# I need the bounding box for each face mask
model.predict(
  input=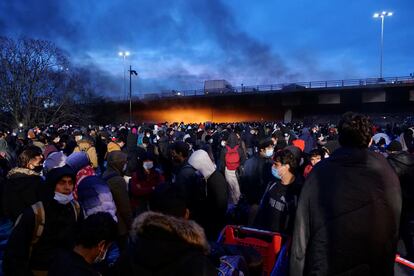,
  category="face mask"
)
[94,247,108,263]
[324,153,329,159]
[250,130,255,135]
[143,161,154,170]
[272,166,282,180]
[146,133,151,138]
[156,135,160,140]
[54,192,74,205]
[208,139,213,144]
[221,141,226,147]
[32,165,43,173]
[265,148,274,158]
